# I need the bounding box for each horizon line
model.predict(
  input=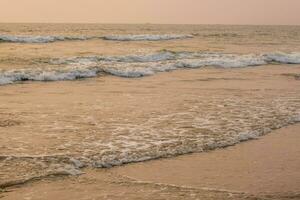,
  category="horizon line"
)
[0,22,299,26]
